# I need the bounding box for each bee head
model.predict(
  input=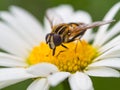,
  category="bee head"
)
[45,33,62,49]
